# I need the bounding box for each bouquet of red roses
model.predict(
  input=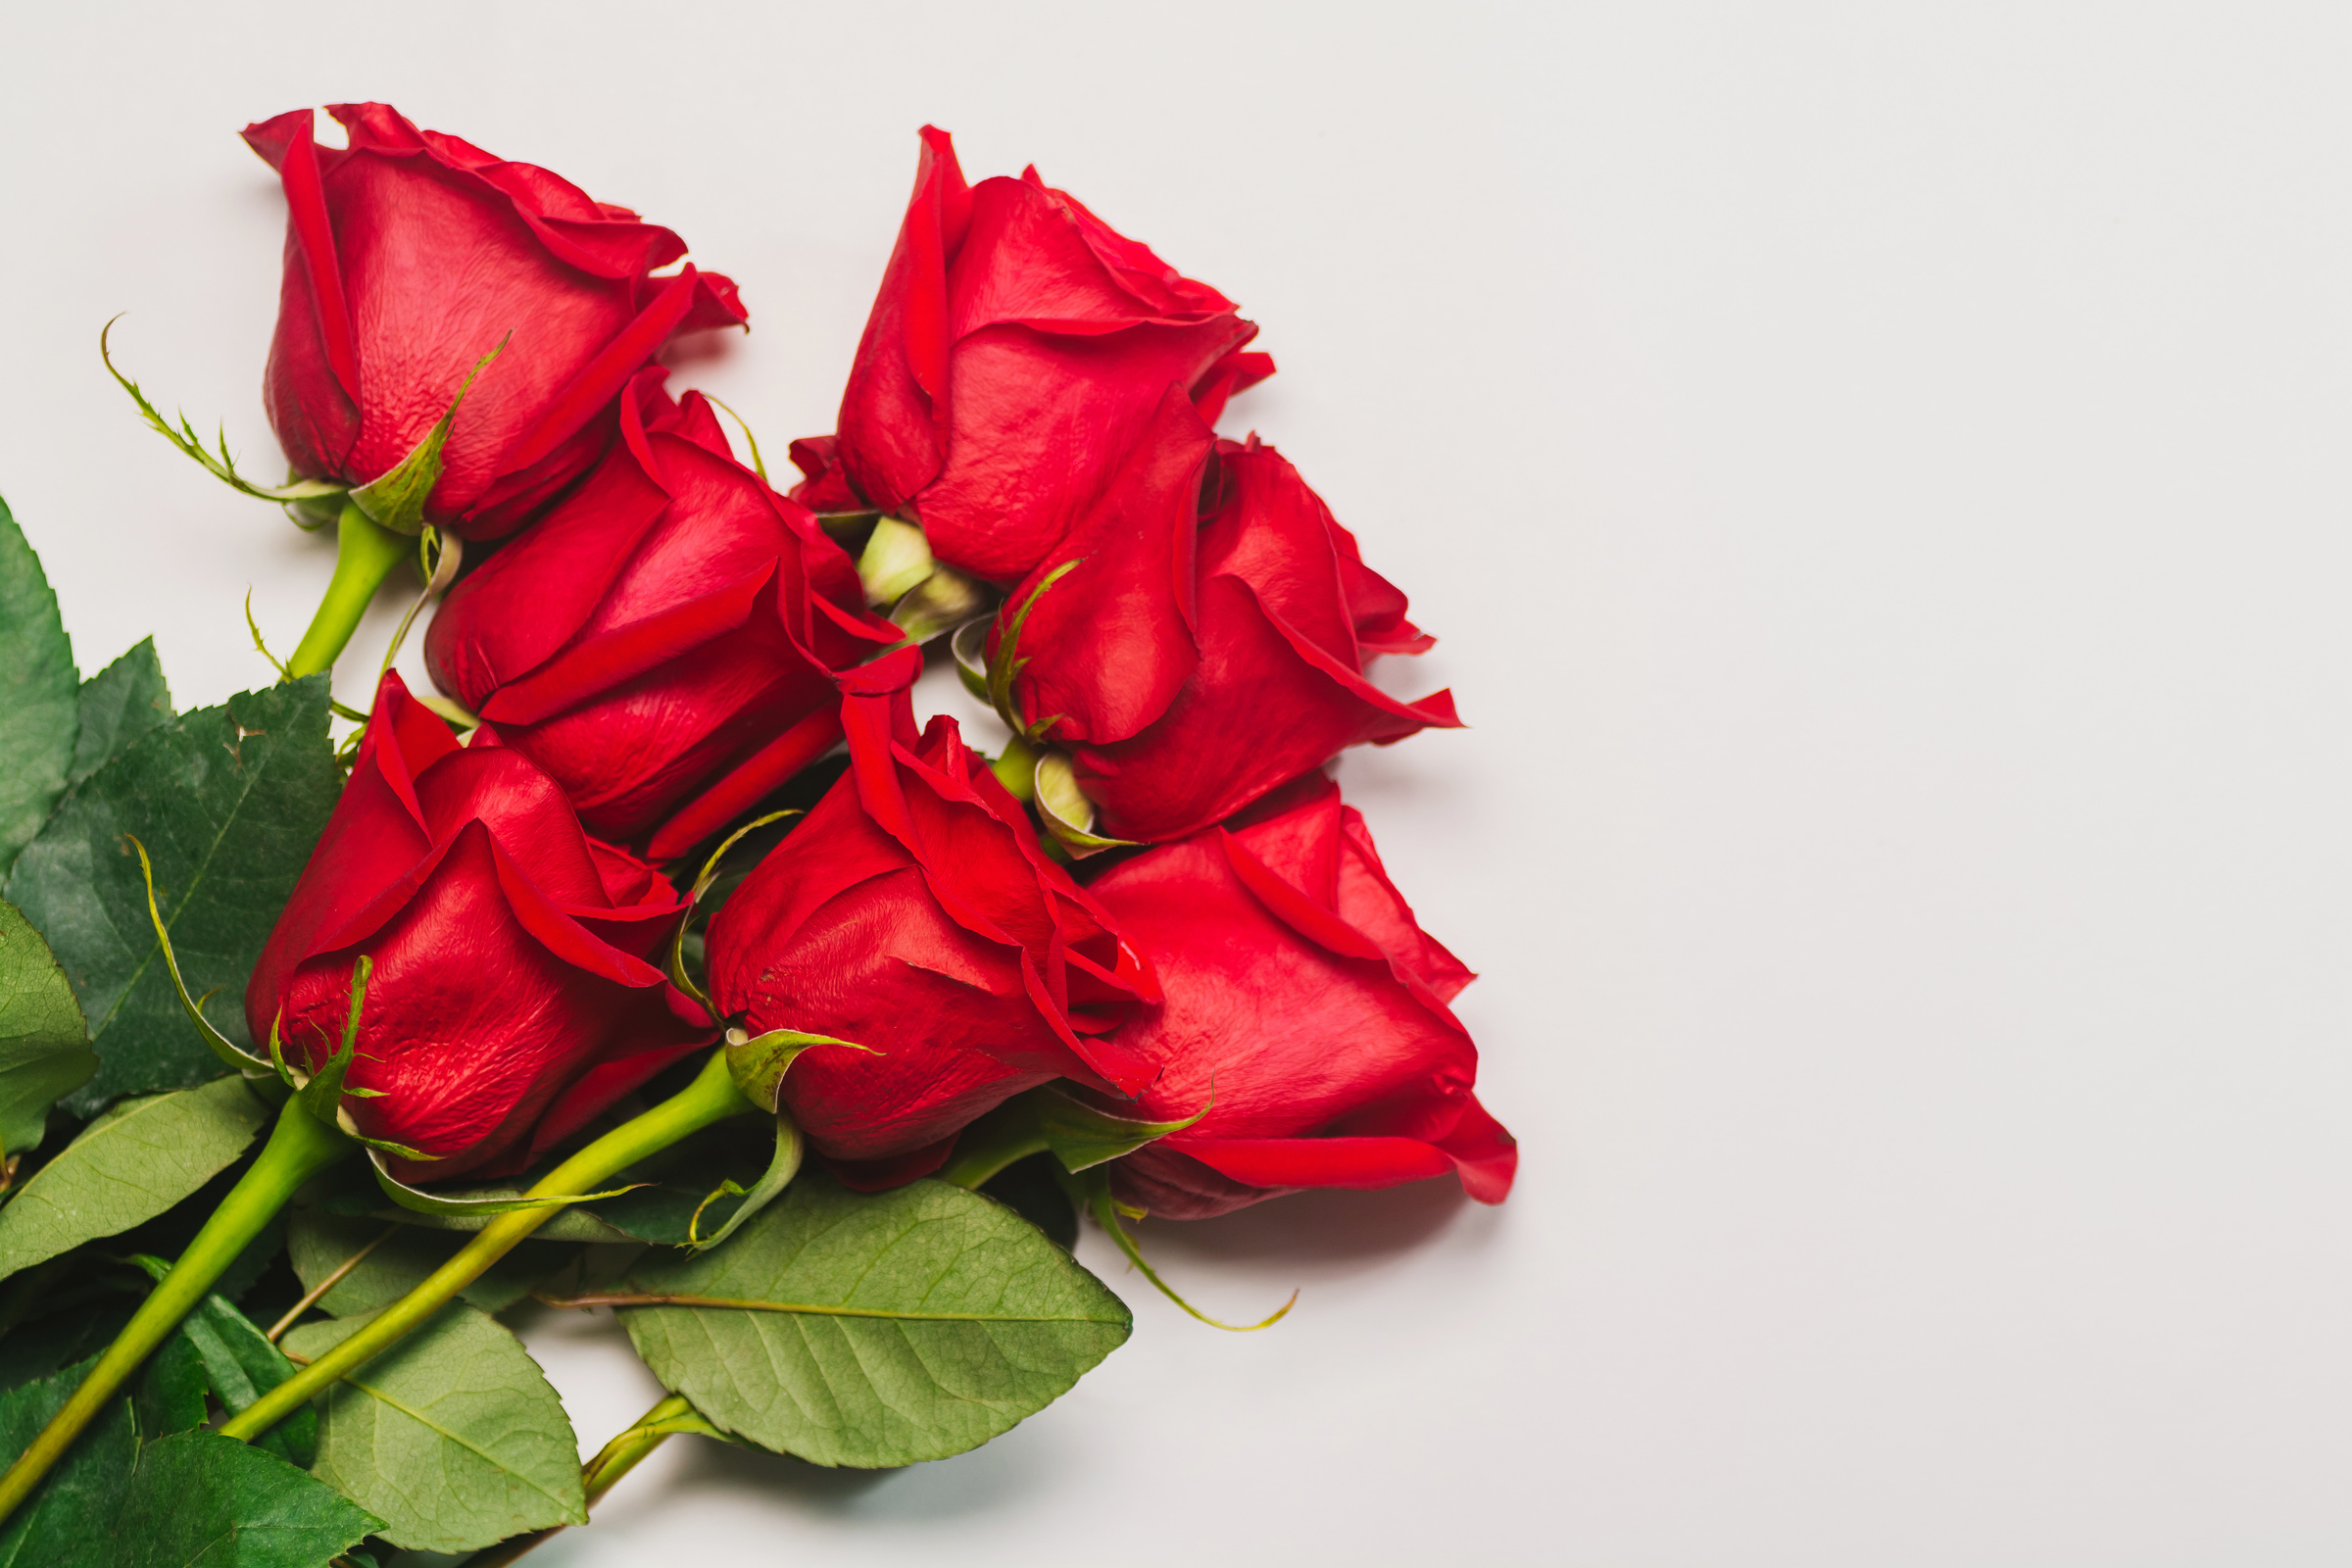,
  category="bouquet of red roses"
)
[0,106,1514,1565]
